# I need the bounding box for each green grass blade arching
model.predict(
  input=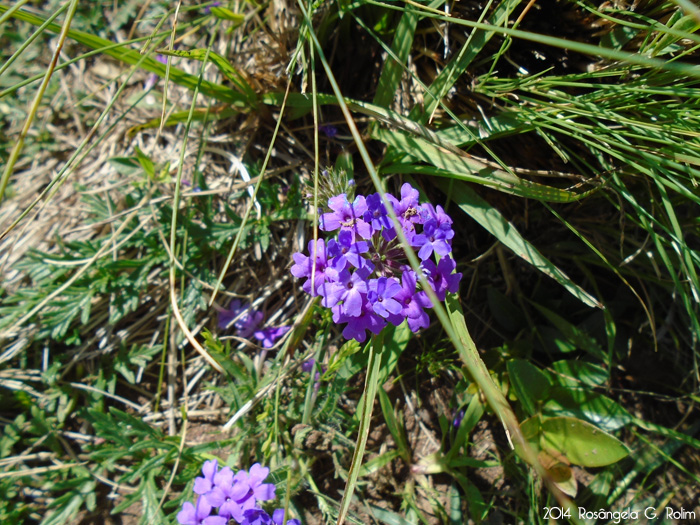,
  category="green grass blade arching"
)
[419,0,521,121]
[0,0,80,204]
[0,4,248,107]
[434,179,601,308]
